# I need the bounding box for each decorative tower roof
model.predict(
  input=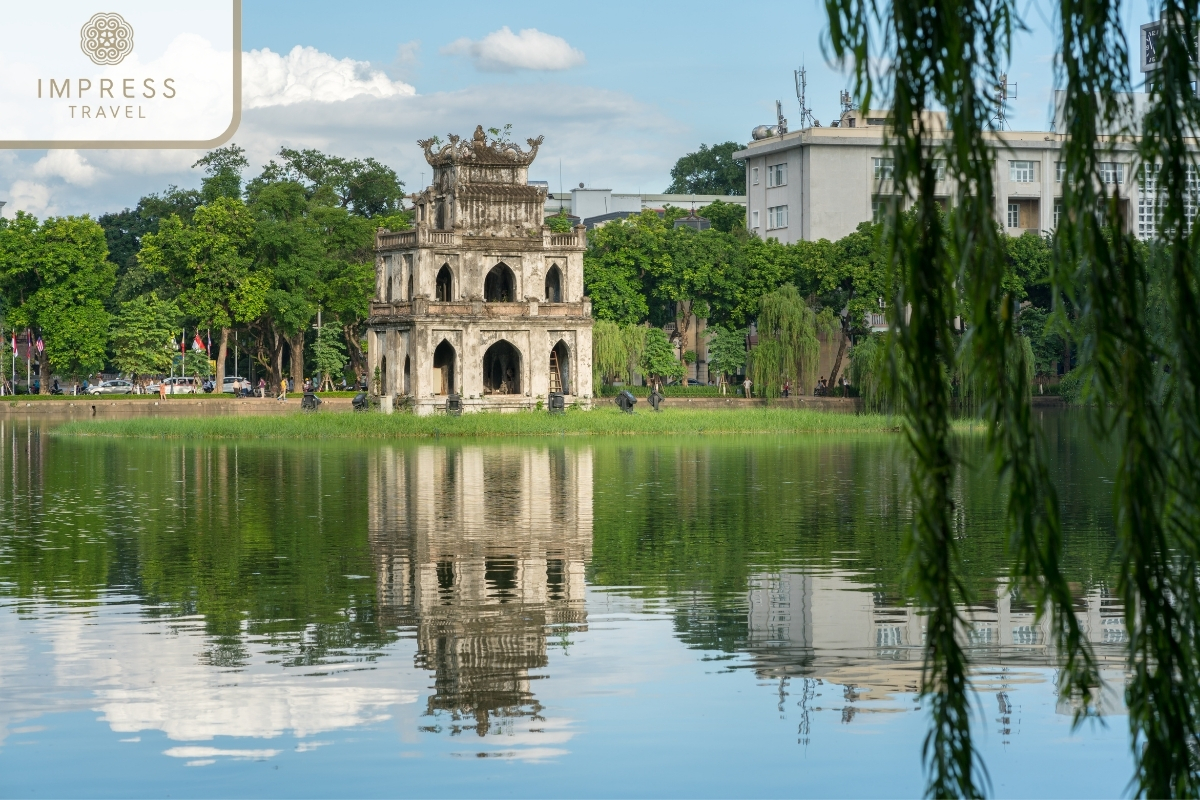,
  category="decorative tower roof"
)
[418,125,544,168]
